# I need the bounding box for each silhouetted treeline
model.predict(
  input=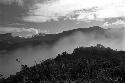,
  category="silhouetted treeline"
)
[0,44,125,83]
